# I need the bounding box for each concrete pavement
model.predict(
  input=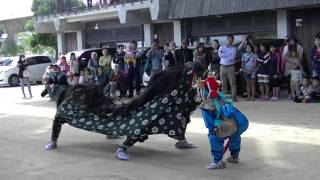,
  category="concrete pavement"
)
[0,85,319,180]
